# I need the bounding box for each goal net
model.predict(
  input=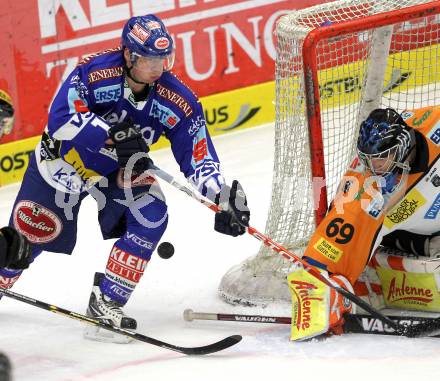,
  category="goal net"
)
[219,0,440,306]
